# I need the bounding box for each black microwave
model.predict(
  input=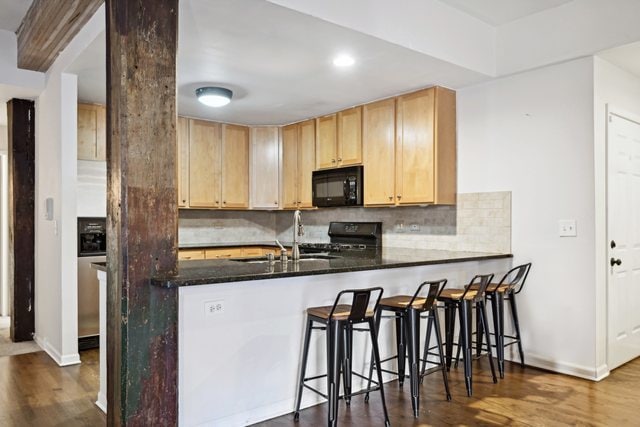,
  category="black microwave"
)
[312,166,363,207]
